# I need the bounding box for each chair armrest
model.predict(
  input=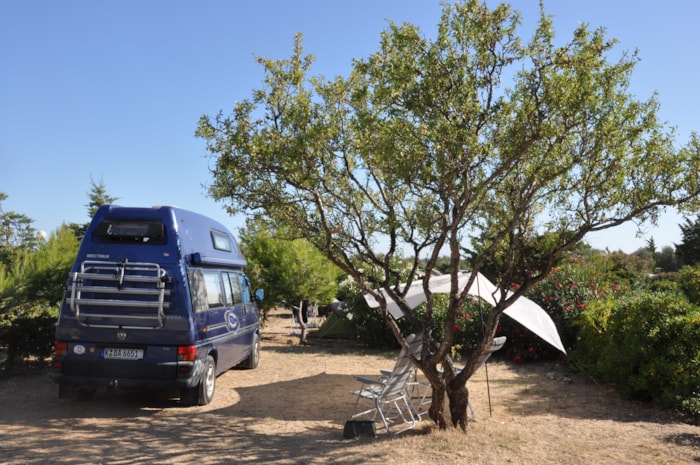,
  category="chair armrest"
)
[354,375,385,385]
